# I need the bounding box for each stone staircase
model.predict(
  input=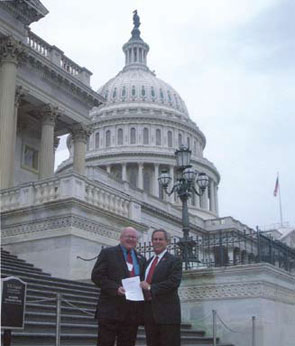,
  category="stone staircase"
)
[1,248,233,346]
